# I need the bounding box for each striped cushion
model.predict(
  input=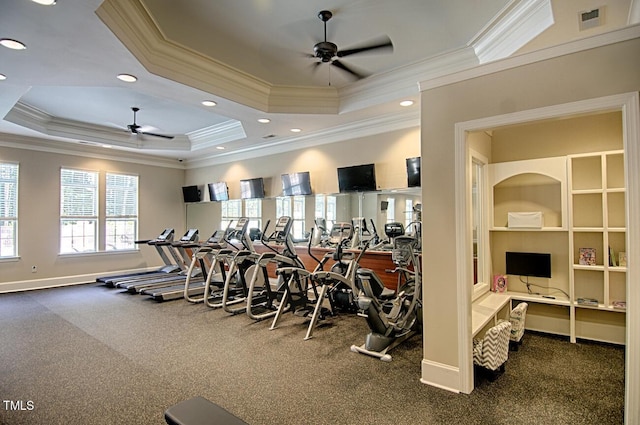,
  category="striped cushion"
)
[473,321,512,370]
[509,302,528,342]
